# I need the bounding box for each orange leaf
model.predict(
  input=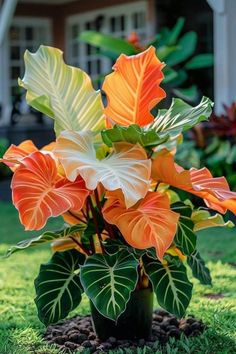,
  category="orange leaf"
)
[152,151,236,214]
[103,191,179,260]
[12,151,90,230]
[102,46,166,127]
[0,140,56,171]
[0,140,38,170]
